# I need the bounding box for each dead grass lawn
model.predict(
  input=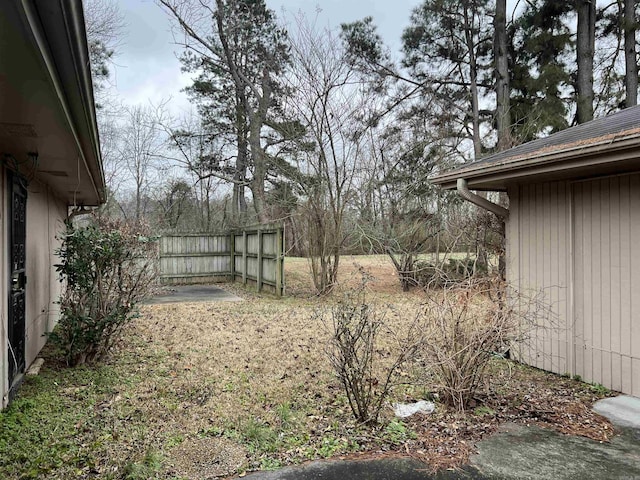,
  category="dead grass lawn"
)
[7,255,613,479]
[106,255,612,478]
